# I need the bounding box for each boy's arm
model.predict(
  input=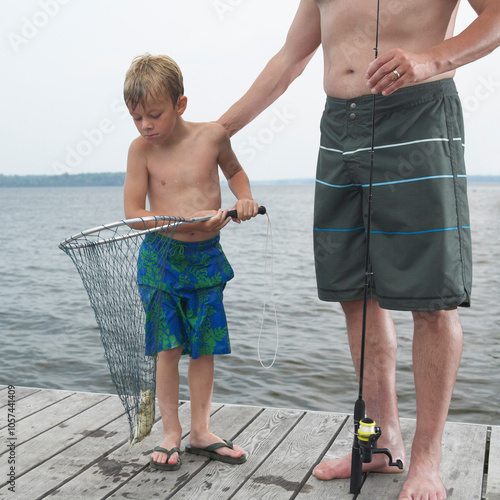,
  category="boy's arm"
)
[216,125,259,221]
[217,0,321,137]
[123,139,155,224]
